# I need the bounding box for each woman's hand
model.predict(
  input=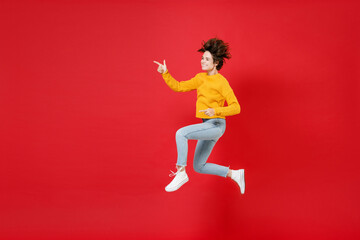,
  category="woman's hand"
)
[153,60,167,74]
[199,108,215,117]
